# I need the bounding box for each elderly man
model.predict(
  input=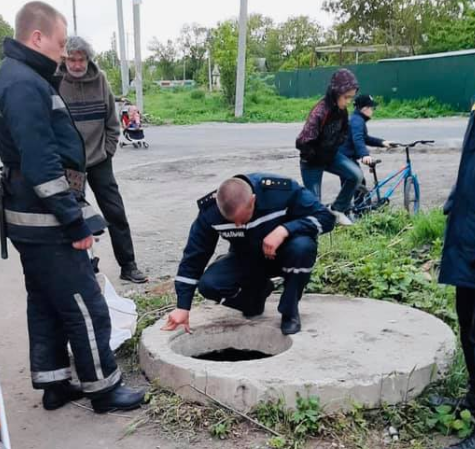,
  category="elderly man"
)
[59,36,147,284]
[163,173,335,335]
[0,1,144,413]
